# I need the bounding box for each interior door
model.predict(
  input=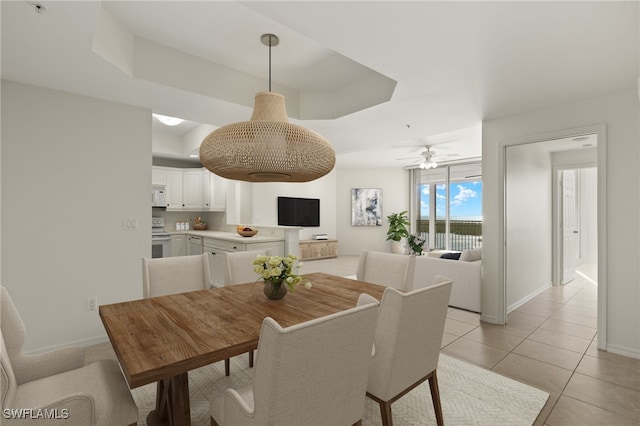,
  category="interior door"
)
[562,169,579,284]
